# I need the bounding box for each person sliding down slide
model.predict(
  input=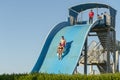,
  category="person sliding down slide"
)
[57,43,64,60]
[60,36,66,48]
